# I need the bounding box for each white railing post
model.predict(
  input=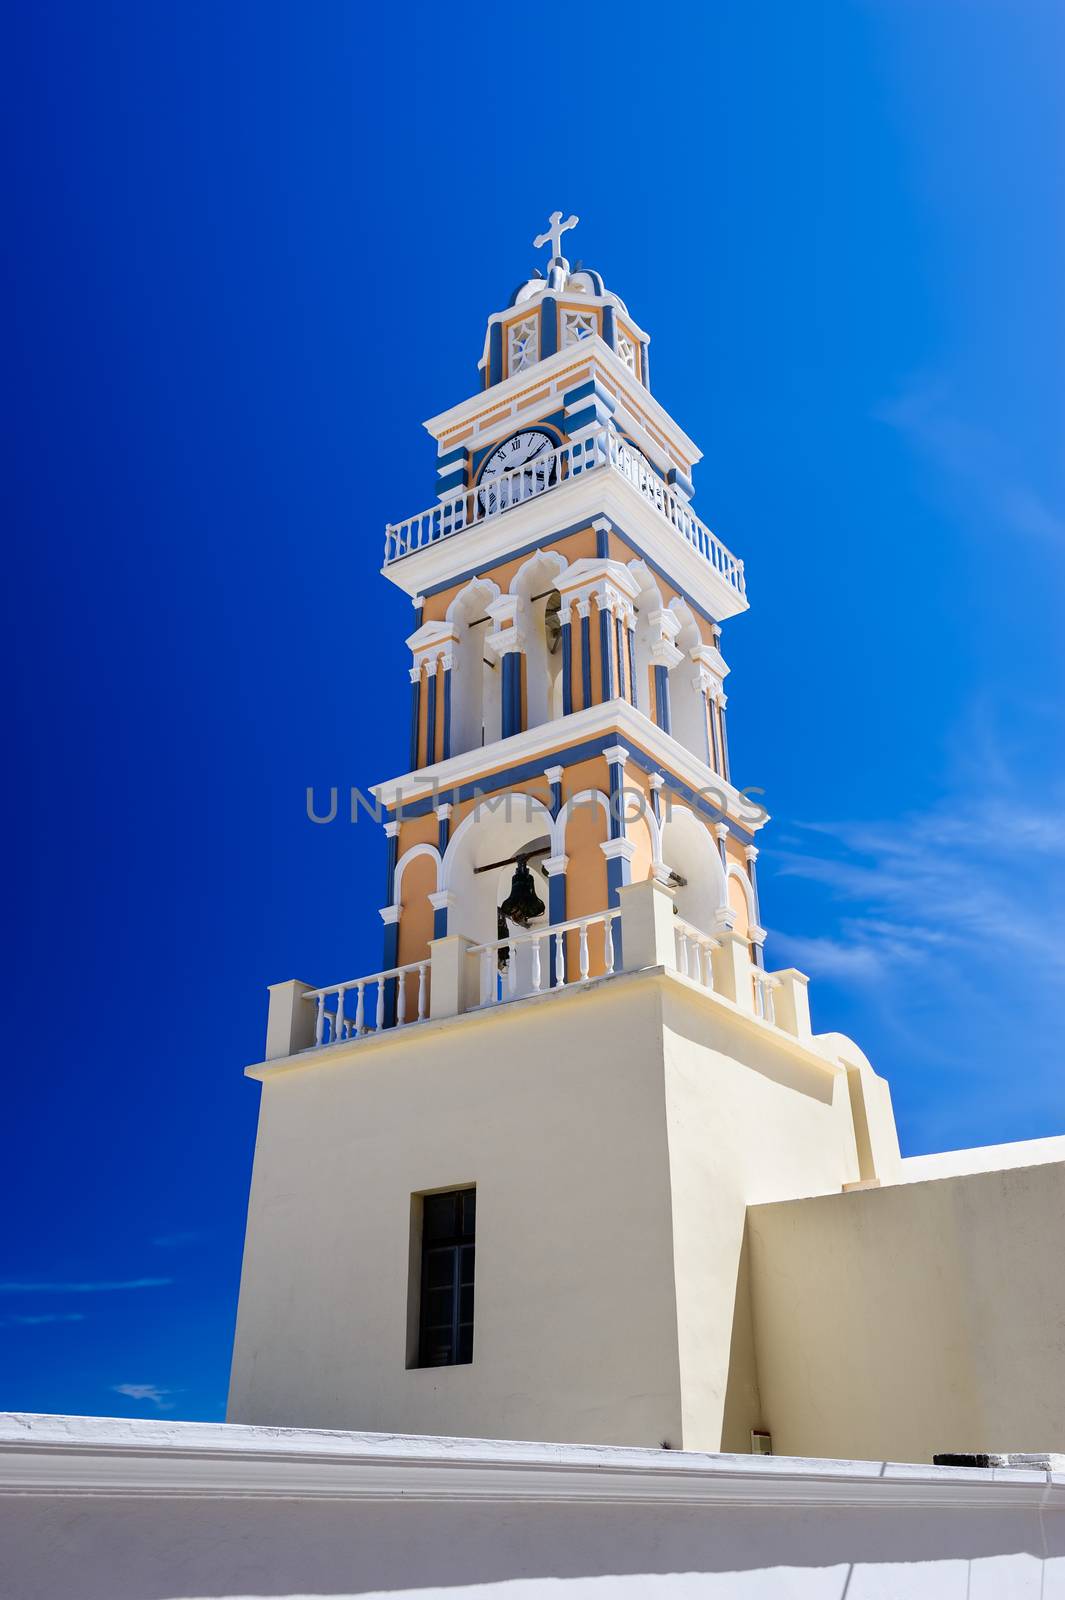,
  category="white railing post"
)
[711,931,756,1011]
[767,968,811,1038]
[428,935,477,1020]
[617,877,678,971]
[265,980,318,1061]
